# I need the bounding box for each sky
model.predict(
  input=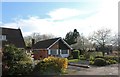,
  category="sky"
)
[1,0,120,38]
